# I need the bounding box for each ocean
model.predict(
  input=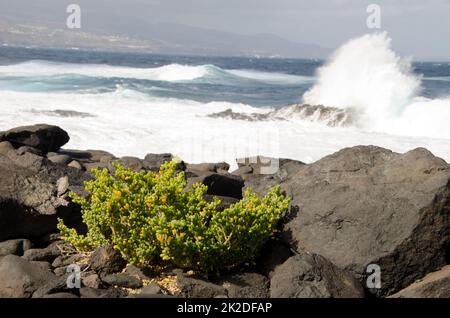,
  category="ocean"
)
[1,32,450,168]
